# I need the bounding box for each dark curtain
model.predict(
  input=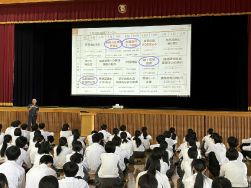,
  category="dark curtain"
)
[0,0,251,23]
[0,24,14,106]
